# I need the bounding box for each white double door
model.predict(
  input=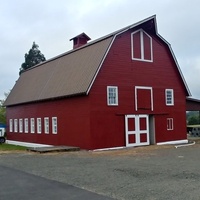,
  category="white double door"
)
[125,115,149,147]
